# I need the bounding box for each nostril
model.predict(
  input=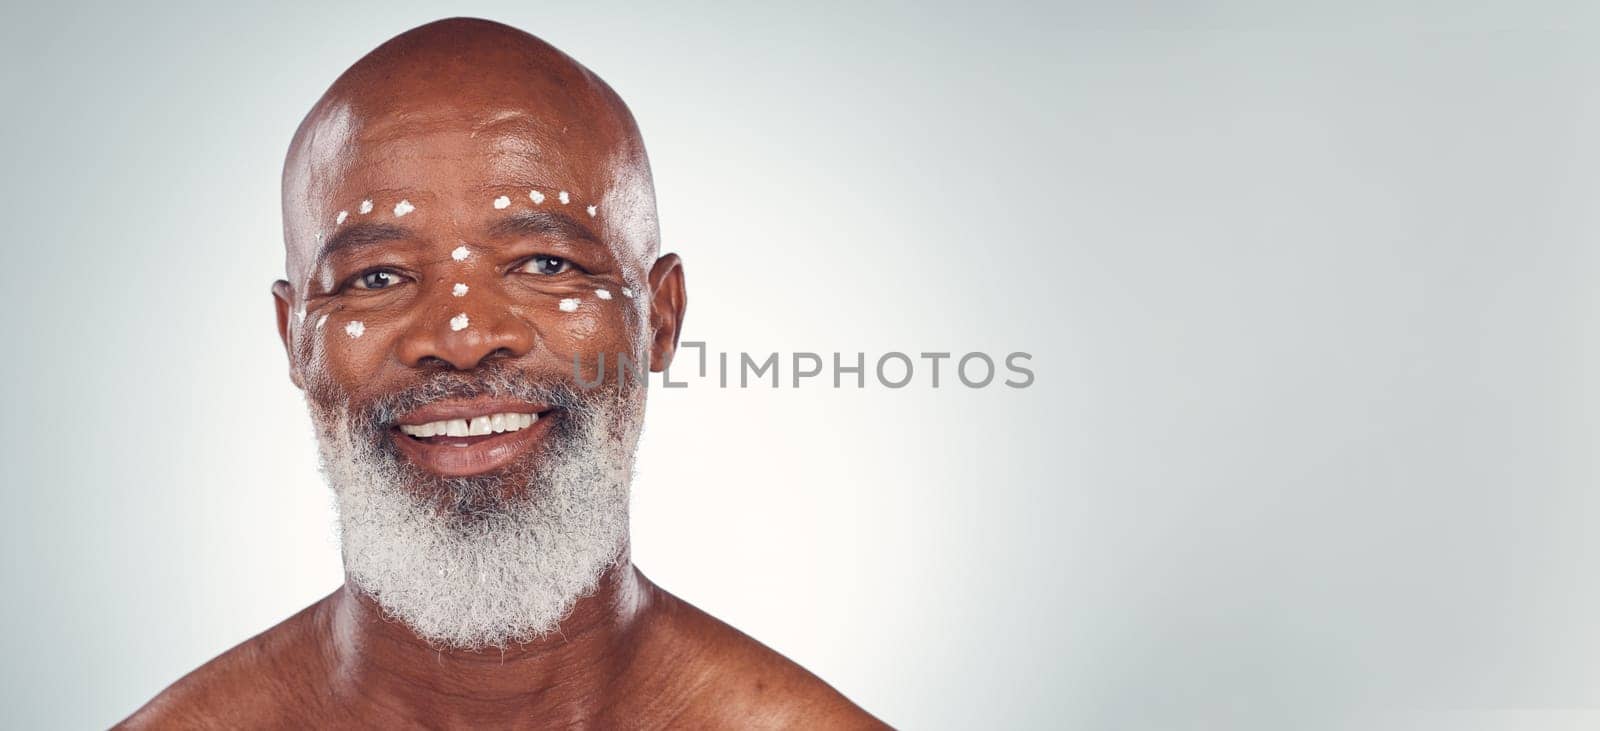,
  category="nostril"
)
[481,347,518,364]
[417,355,454,370]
